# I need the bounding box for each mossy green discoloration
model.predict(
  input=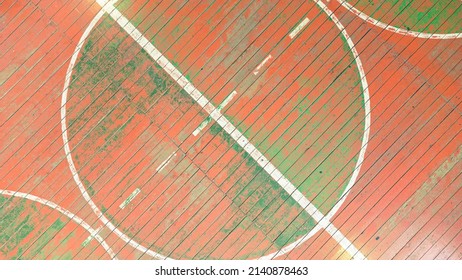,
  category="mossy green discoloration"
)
[0,197,78,259]
[27,218,68,259]
[274,218,316,248]
[84,179,95,197]
[209,123,246,154]
[114,0,144,27]
[63,4,368,258]
[56,251,73,260]
[101,207,121,227]
[0,198,34,255]
[147,66,168,97]
[98,114,134,152]
[349,0,461,33]
[207,123,316,250]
